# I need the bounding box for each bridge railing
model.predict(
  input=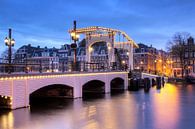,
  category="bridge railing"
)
[0,61,128,75]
